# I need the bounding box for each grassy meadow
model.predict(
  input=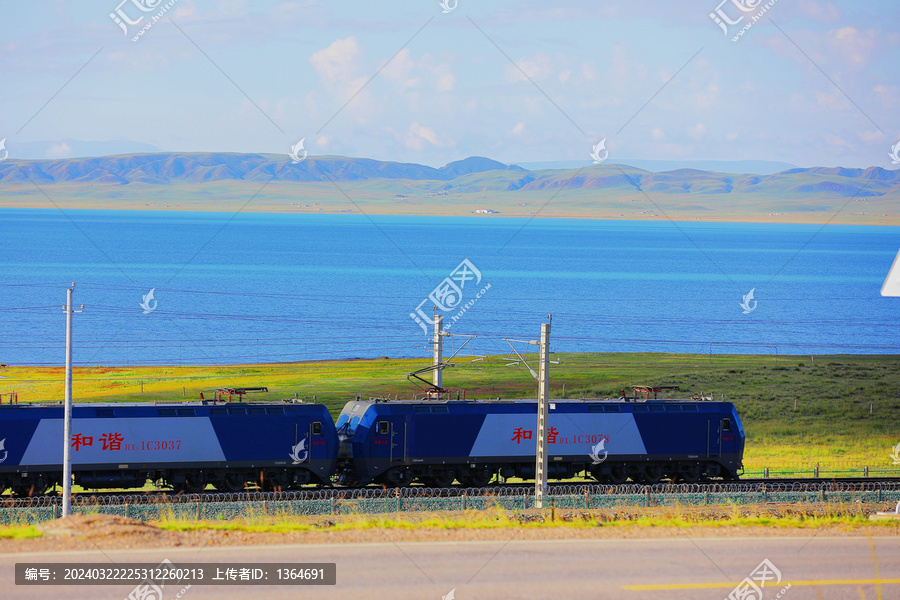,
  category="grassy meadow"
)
[1,352,899,477]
